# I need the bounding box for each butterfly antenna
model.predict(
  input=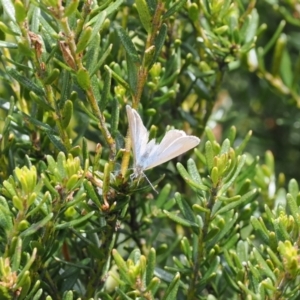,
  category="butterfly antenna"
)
[143,173,158,194]
[130,172,158,194]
